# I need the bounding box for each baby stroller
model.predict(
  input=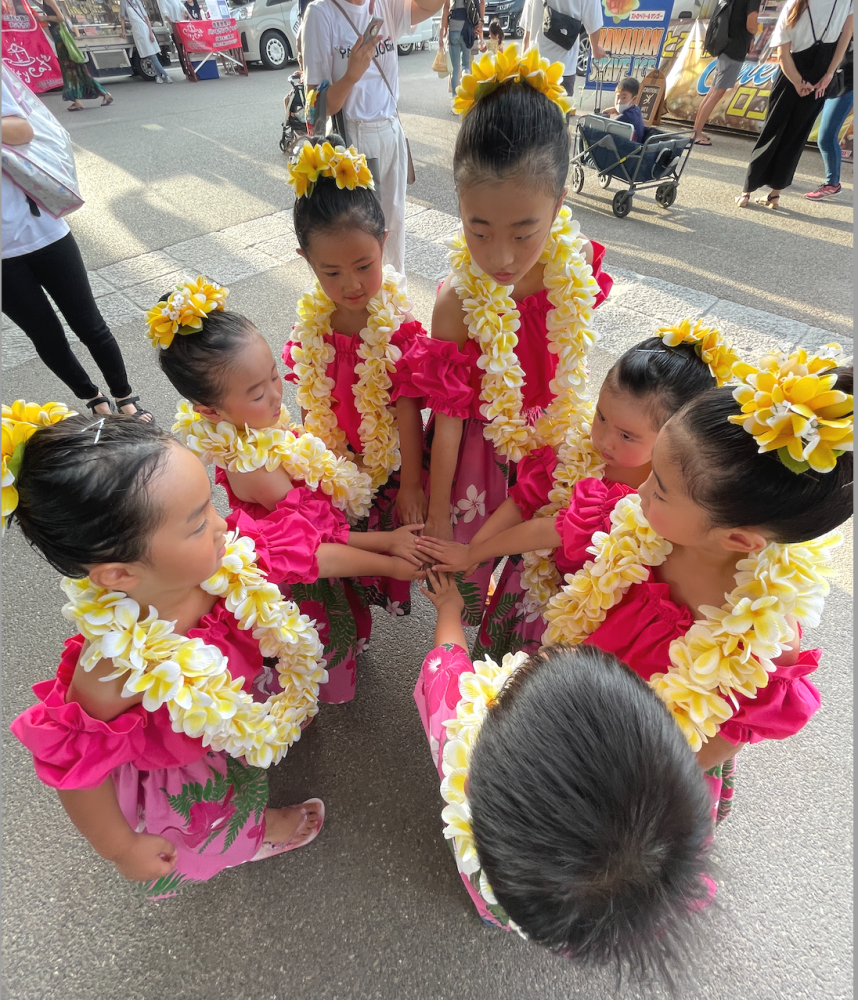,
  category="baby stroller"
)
[280,71,309,153]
